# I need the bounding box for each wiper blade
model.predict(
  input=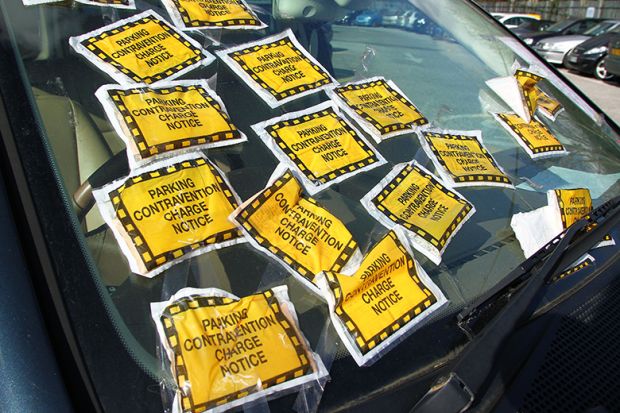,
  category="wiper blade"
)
[411,196,620,413]
[460,195,620,336]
